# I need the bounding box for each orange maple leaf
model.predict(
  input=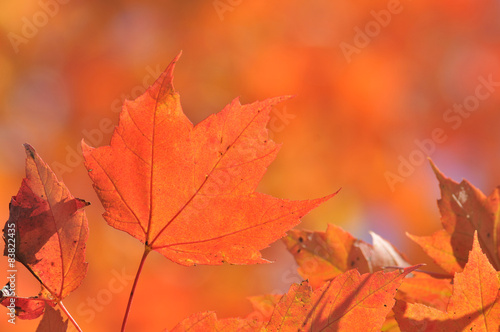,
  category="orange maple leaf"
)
[394,232,500,331]
[169,266,418,331]
[301,266,418,331]
[82,53,335,266]
[1,144,89,319]
[408,160,500,274]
